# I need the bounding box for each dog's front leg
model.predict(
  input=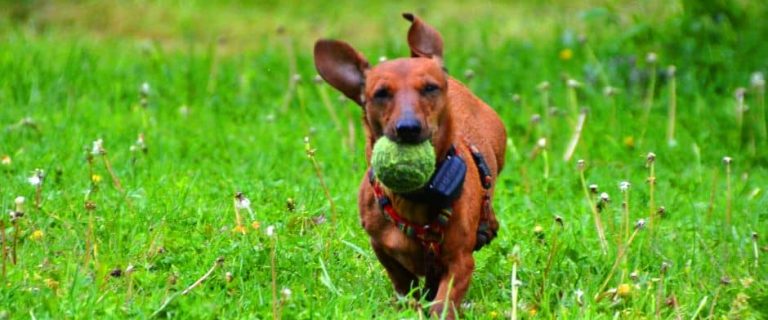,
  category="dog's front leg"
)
[429,252,474,319]
[371,241,420,298]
